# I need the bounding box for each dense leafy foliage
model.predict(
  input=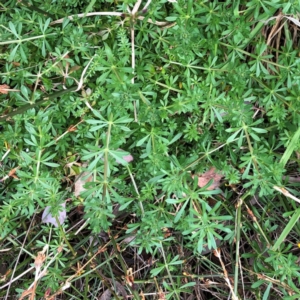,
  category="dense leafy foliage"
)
[1,0,300,299]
